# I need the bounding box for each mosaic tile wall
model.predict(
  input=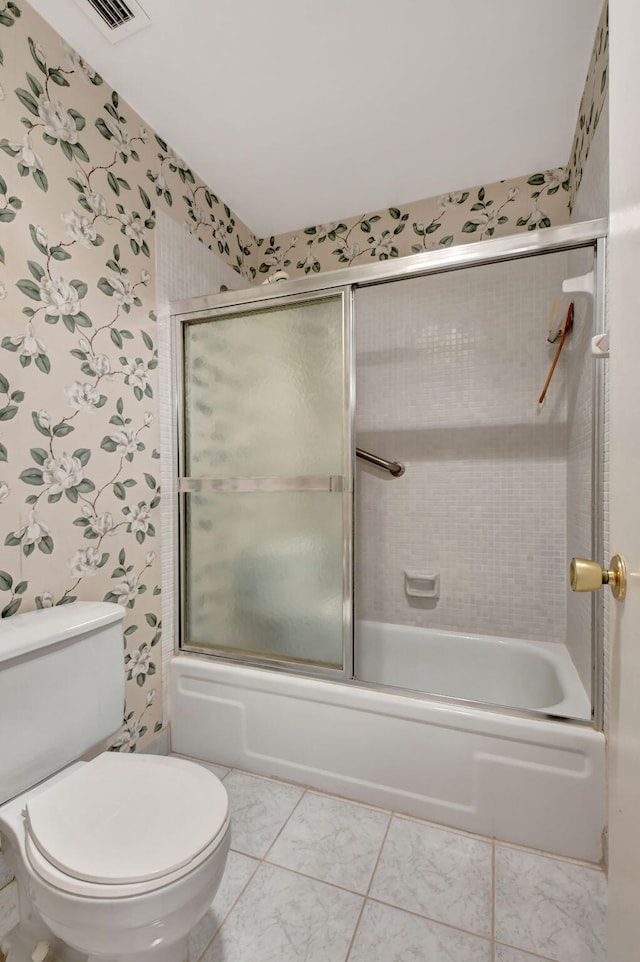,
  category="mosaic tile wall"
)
[354,253,570,644]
